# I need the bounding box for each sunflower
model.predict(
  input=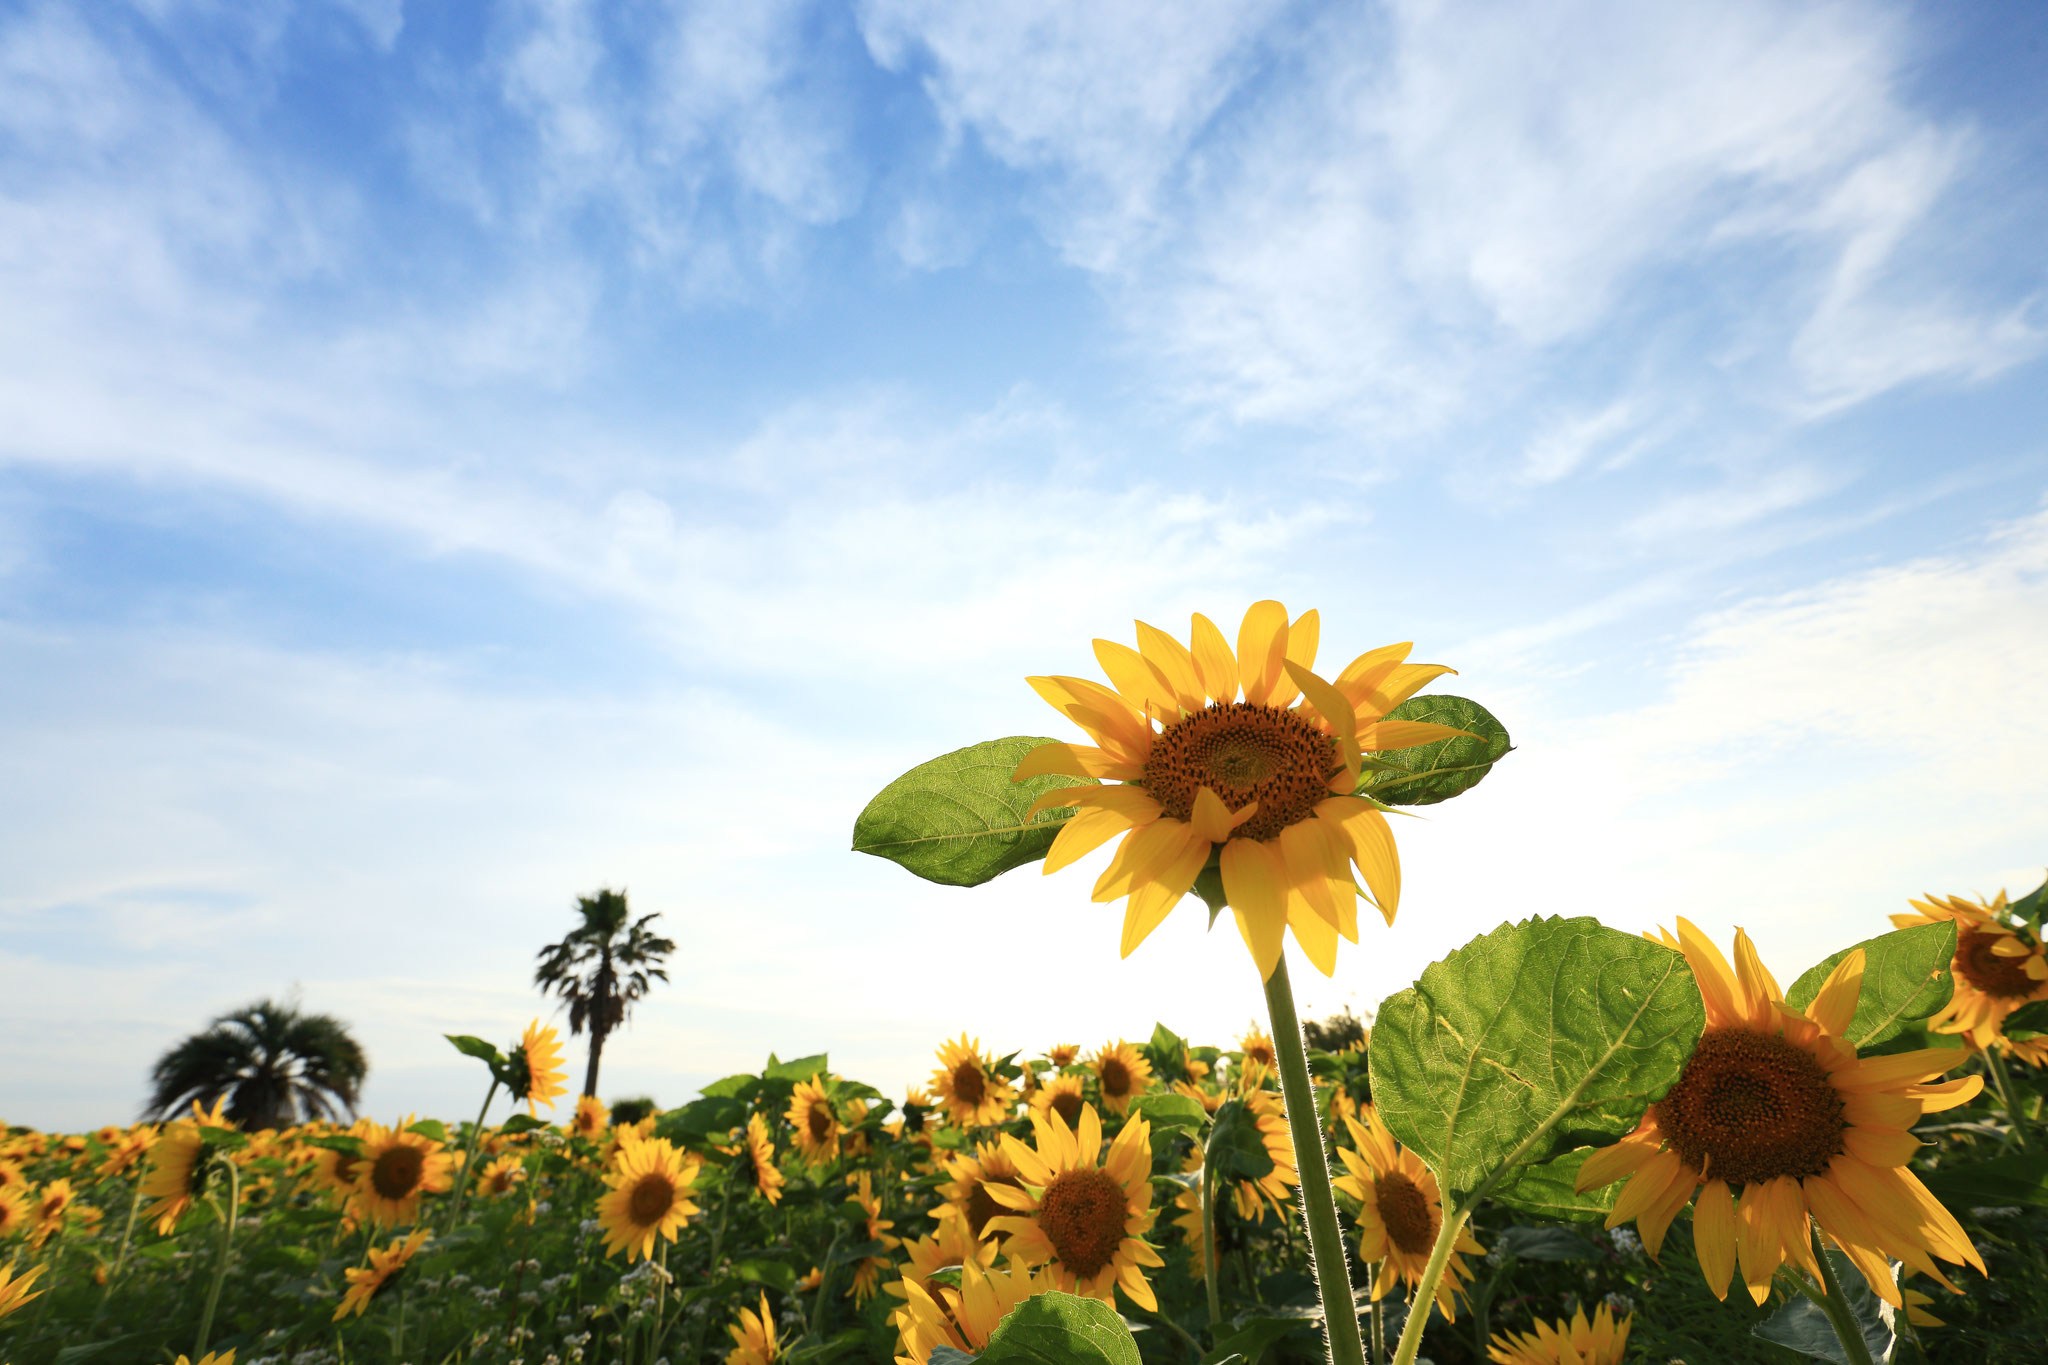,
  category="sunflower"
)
[1030,1074,1089,1130]
[596,1129,701,1261]
[354,1121,455,1228]
[310,1120,373,1206]
[786,1076,842,1164]
[887,1220,998,1311]
[97,1123,158,1179]
[1016,601,1462,979]
[1171,1079,1227,1115]
[139,1122,208,1234]
[1047,1044,1081,1068]
[1577,919,1985,1306]
[932,1138,1026,1242]
[845,1170,900,1303]
[1229,1088,1297,1222]
[725,1290,781,1365]
[333,1228,430,1320]
[1238,1027,1278,1072]
[0,1259,40,1320]
[721,1113,786,1205]
[513,1020,569,1114]
[1891,892,2048,1052]
[0,1162,22,1194]
[1487,1304,1631,1365]
[477,1154,527,1197]
[1335,1107,1482,1317]
[886,1088,935,1147]
[985,1102,1163,1309]
[172,1353,235,1365]
[571,1094,610,1139]
[893,1261,1058,1365]
[0,1190,29,1240]
[1089,1041,1153,1116]
[930,1035,1016,1127]
[30,1178,74,1249]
